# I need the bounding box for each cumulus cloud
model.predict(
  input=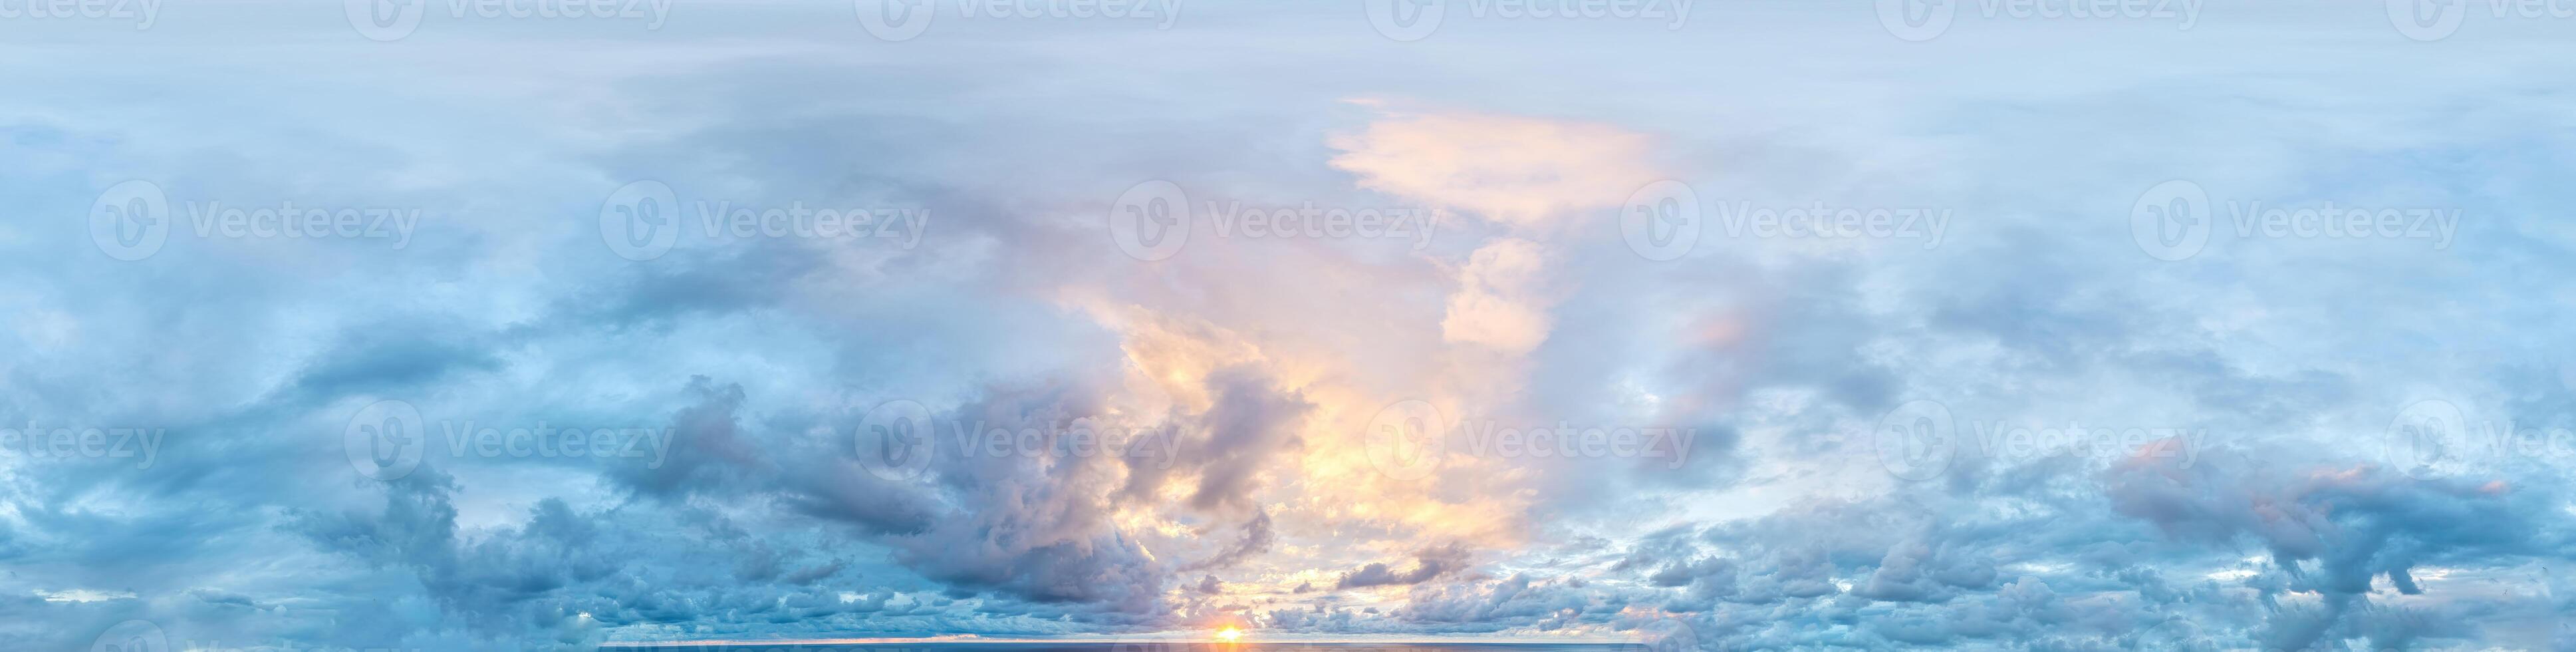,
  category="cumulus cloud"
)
[1339,544,1474,589]
[1327,108,1660,230]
